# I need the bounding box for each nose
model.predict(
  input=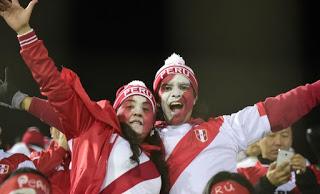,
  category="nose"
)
[132,106,143,117]
[273,135,281,146]
[171,87,183,98]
